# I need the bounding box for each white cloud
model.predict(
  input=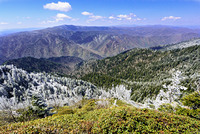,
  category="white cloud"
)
[117,15,131,20]
[161,16,181,21]
[107,13,145,23]
[56,13,72,22]
[0,22,8,25]
[82,12,142,23]
[81,11,104,22]
[88,15,104,22]
[117,13,136,20]
[109,16,115,19]
[82,11,93,16]
[41,13,74,24]
[43,1,72,12]
[108,13,139,21]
